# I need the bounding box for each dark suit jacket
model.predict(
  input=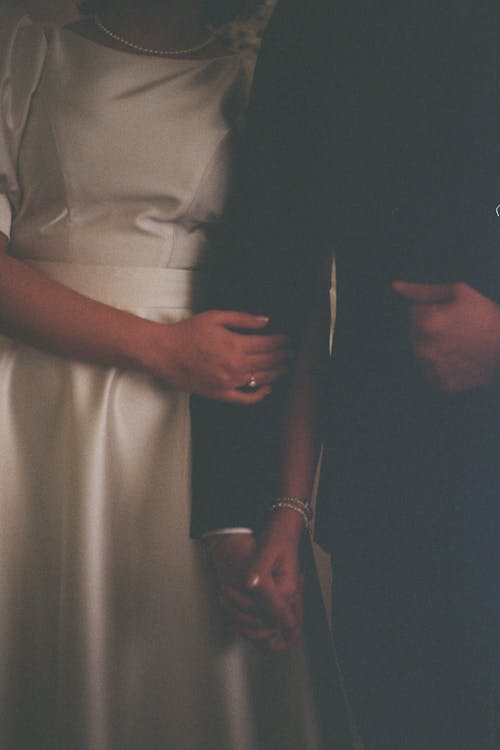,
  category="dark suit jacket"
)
[191,0,498,540]
[191,3,498,743]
